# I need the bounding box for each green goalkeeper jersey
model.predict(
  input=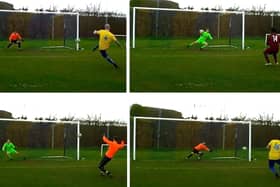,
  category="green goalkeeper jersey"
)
[198,31,213,42]
[2,142,16,152]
